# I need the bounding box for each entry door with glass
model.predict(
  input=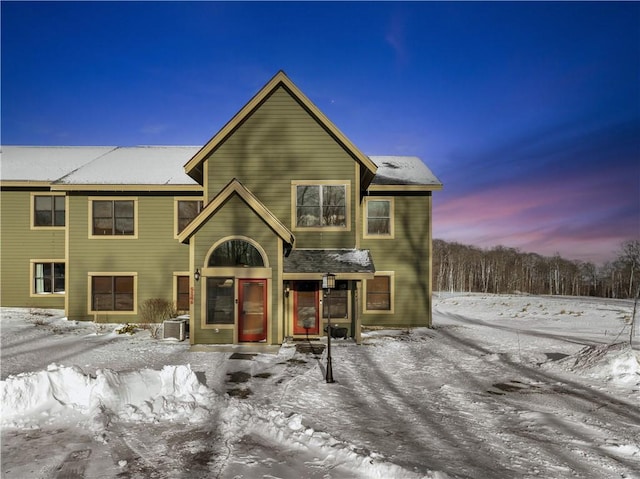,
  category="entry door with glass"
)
[238,279,267,342]
[293,281,319,335]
